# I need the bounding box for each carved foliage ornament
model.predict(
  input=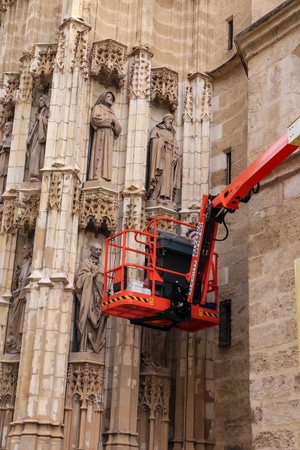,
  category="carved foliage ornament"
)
[15,193,40,236]
[90,39,128,89]
[129,45,153,100]
[71,24,89,79]
[151,67,178,112]
[1,197,17,233]
[79,187,118,234]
